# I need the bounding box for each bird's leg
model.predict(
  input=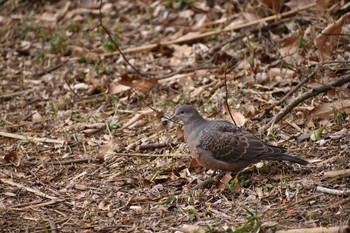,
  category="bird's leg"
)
[191,170,225,190]
[216,171,226,180]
